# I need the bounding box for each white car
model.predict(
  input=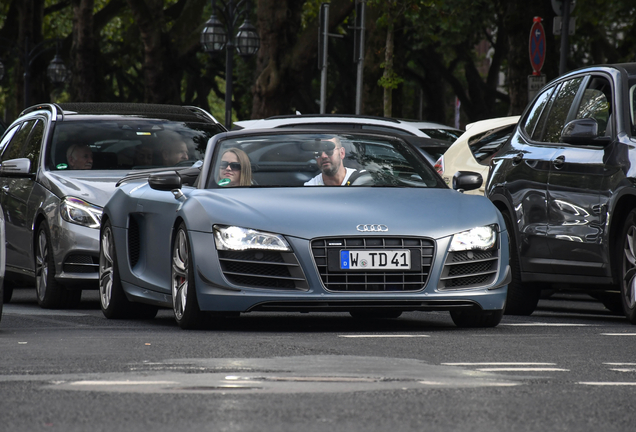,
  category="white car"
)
[395,119,463,144]
[434,116,520,195]
[233,115,458,164]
